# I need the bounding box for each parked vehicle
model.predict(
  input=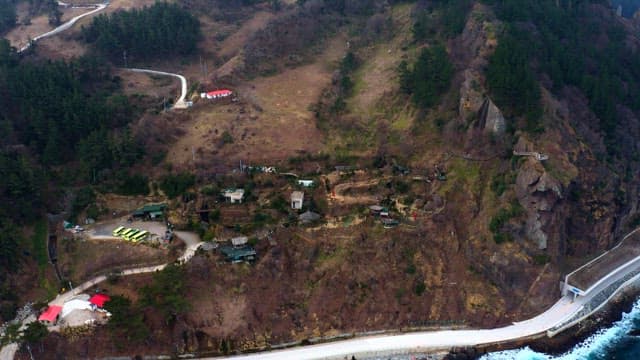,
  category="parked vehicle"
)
[131,230,148,243]
[123,229,141,241]
[112,226,125,236]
